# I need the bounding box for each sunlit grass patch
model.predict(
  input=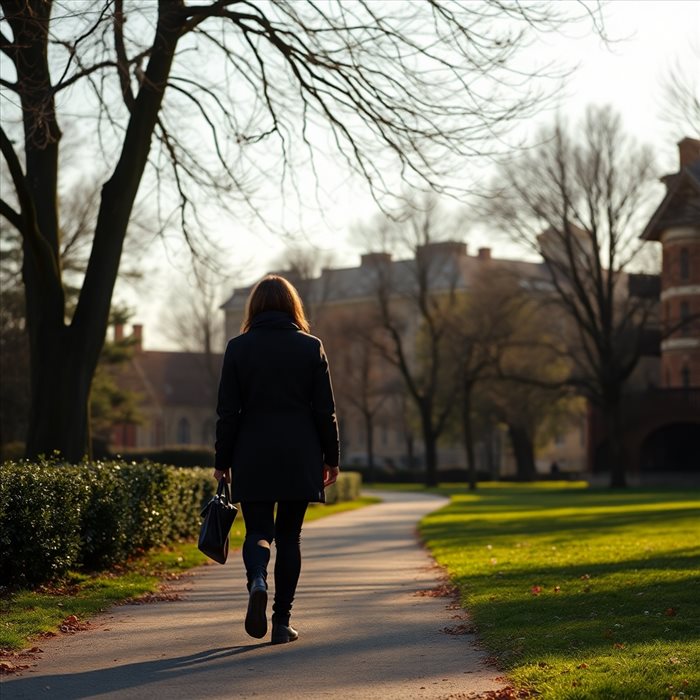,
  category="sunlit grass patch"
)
[419,484,700,699]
